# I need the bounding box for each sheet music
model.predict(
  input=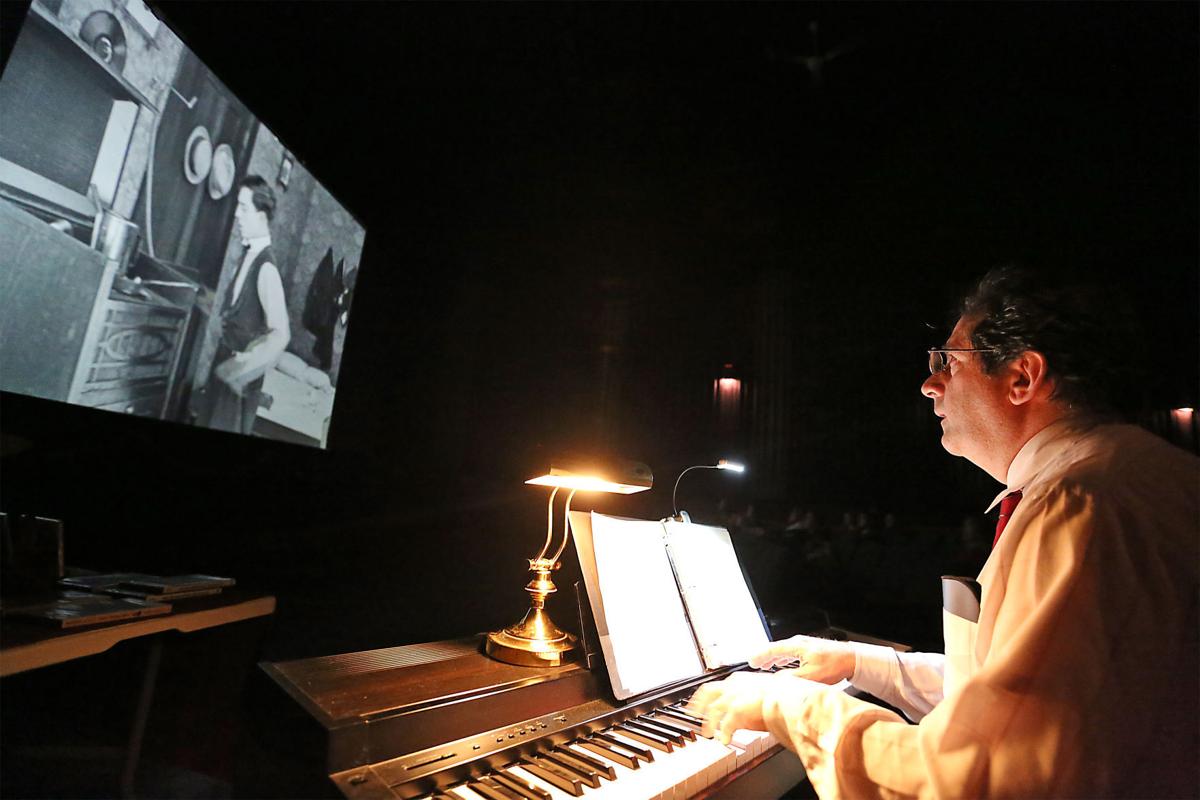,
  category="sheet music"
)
[571,512,704,699]
[662,520,771,670]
